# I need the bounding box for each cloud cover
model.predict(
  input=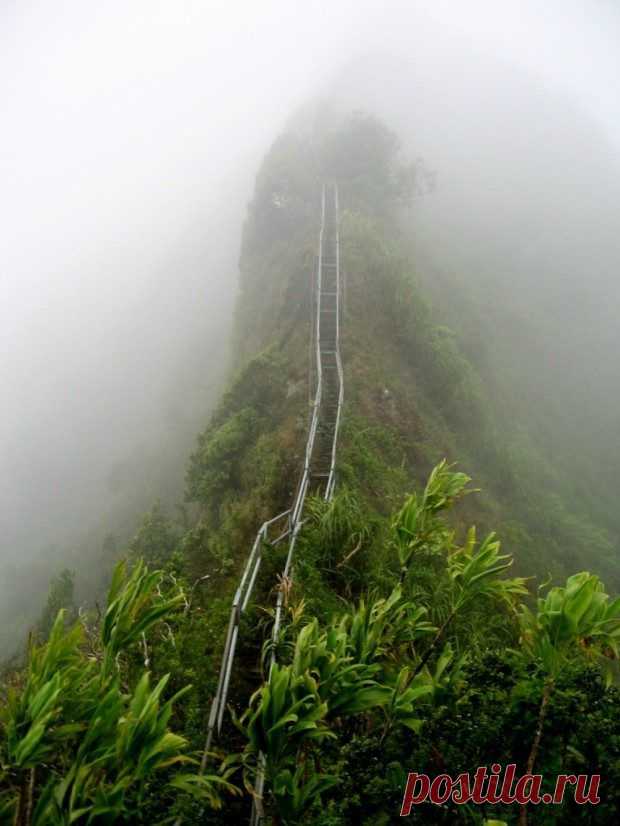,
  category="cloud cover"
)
[1,0,619,634]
